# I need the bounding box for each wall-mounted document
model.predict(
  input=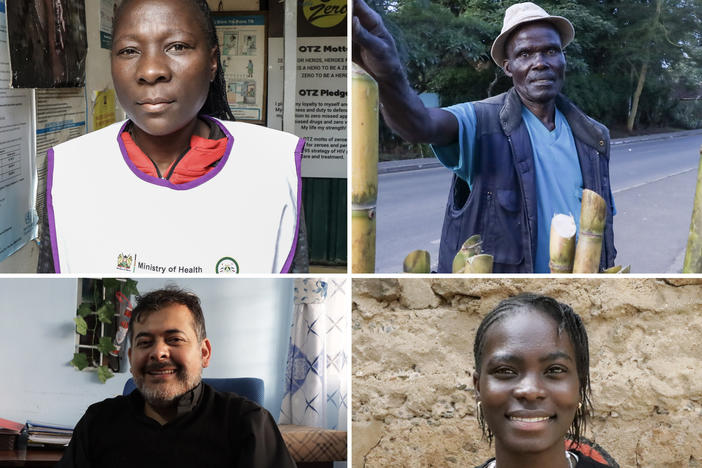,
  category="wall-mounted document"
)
[0,88,37,262]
